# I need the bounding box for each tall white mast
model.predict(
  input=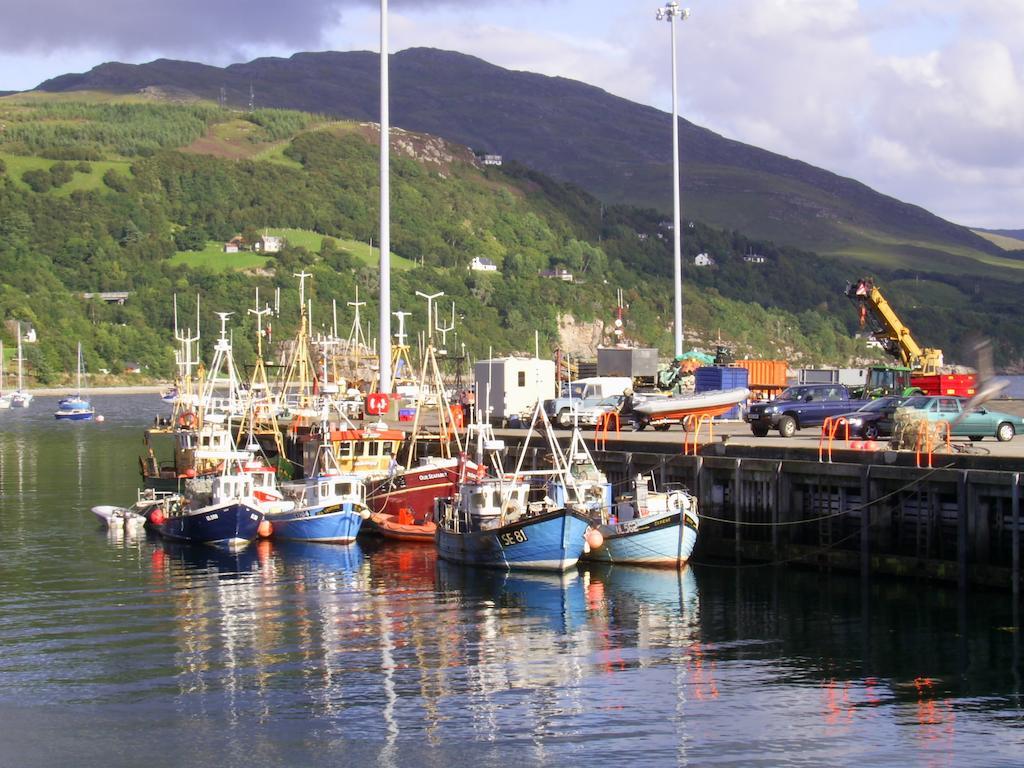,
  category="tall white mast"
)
[378,0,393,393]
